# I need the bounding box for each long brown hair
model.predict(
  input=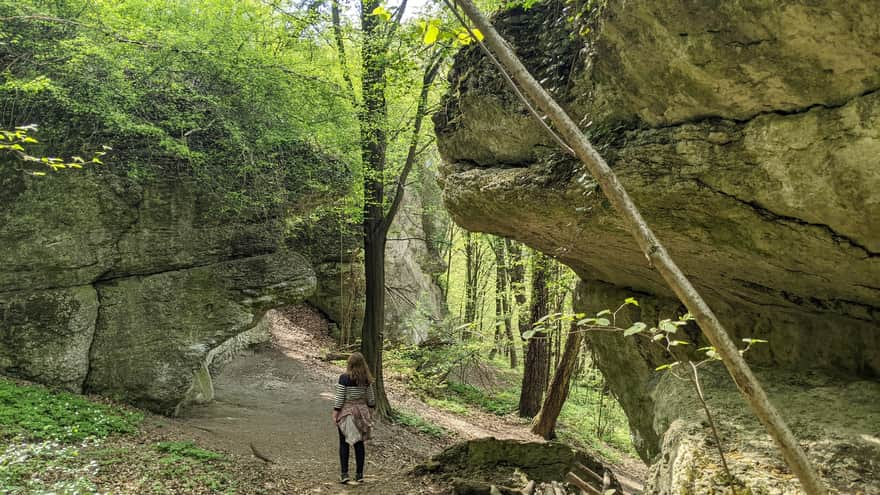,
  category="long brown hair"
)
[346,352,373,386]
